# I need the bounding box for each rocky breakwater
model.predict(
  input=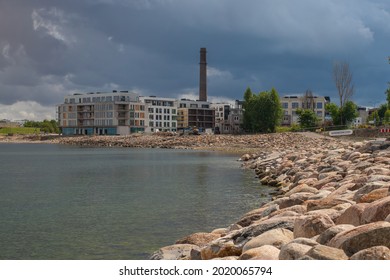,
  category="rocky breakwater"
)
[151,134,390,260]
[57,132,332,153]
